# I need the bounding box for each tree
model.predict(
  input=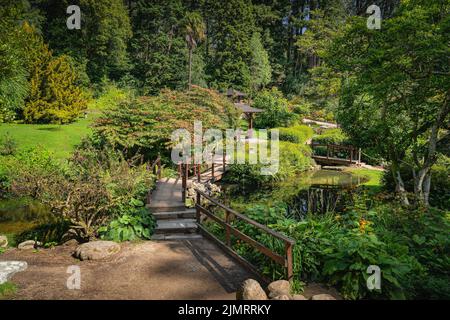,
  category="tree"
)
[253,88,298,128]
[183,12,206,90]
[128,0,187,94]
[35,0,132,83]
[205,0,256,91]
[22,24,87,124]
[249,32,272,93]
[327,0,450,206]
